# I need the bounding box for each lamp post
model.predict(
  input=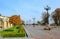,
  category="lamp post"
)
[44,5,51,24]
[33,18,35,27]
[29,19,31,25]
